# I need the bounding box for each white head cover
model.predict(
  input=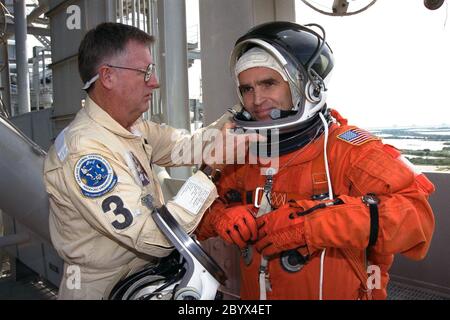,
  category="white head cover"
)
[235,47,288,81]
[234,47,300,111]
